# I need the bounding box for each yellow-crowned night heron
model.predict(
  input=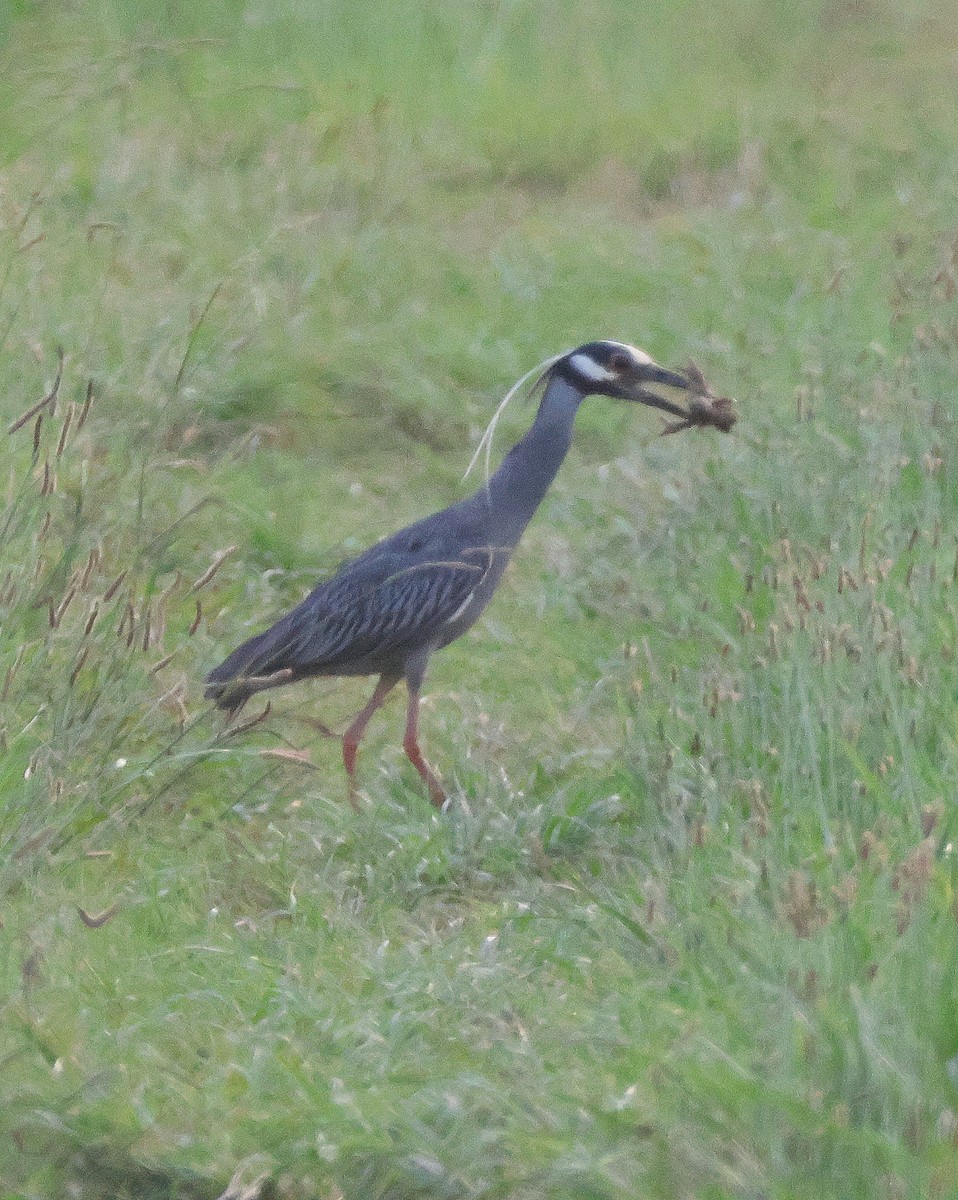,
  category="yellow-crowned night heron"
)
[206,341,707,807]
